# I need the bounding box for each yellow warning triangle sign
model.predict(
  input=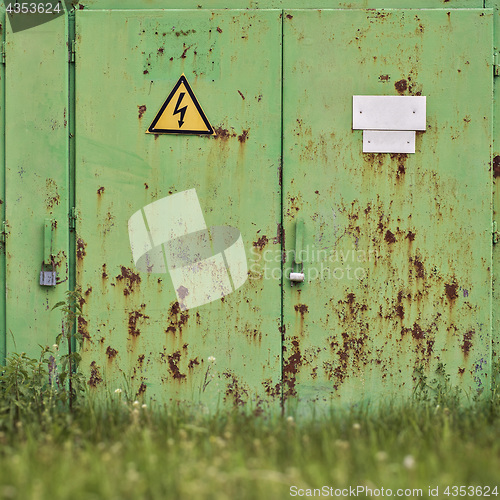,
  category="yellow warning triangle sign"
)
[147,75,214,135]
